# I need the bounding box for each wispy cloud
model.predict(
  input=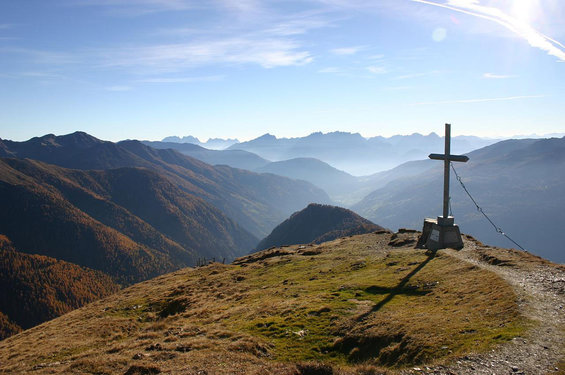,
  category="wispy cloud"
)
[413,95,544,105]
[483,72,516,79]
[368,54,385,60]
[393,70,439,80]
[98,37,313,70]
[330,46,365,55]
[265,16,331,36]
[0,24,12,30]
[20,71,66,79]
[0,47,79,65]
[136,75,223,83]
[105,85,132,91]
[318,67,340,73]
[76,0,200,16]
[412,0,565,61]
[367,65,387,74]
